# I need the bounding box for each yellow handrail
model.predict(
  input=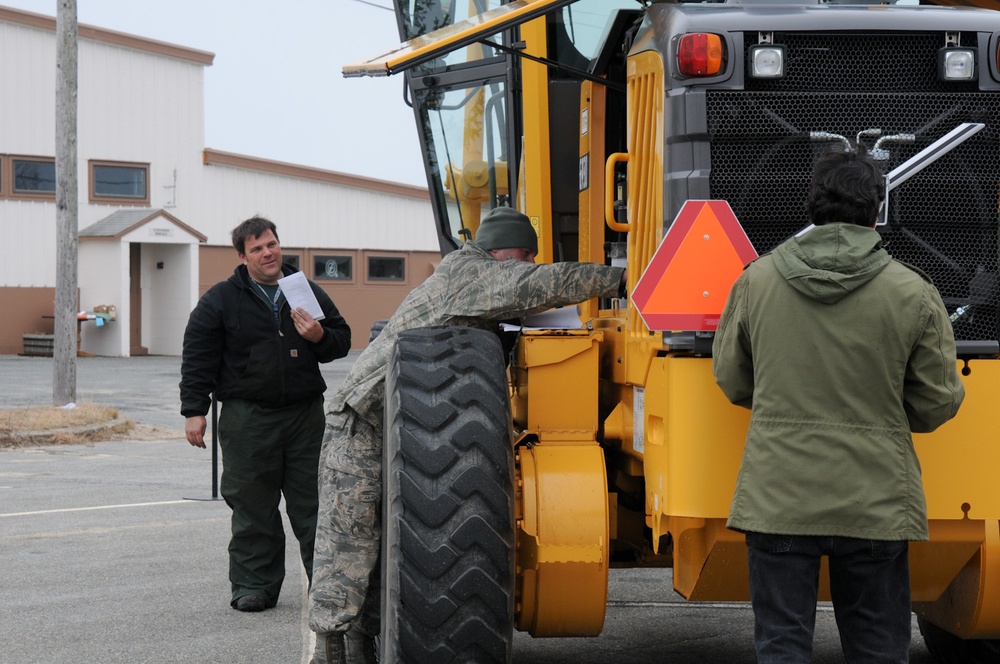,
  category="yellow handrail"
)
[605,152,630,232]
